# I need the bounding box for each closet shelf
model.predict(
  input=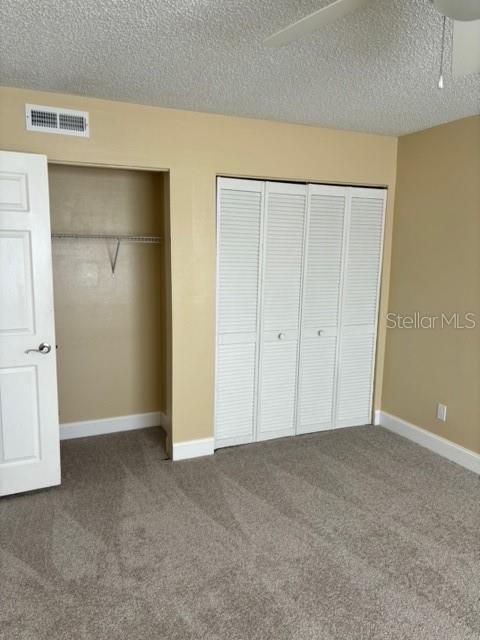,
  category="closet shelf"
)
[51,233,163,276]
[51,233,163,243]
